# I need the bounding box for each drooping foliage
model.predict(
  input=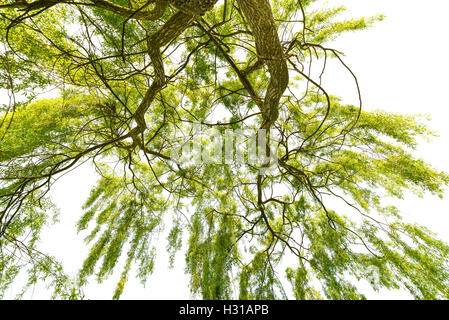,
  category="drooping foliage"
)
[1,0,448,300]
